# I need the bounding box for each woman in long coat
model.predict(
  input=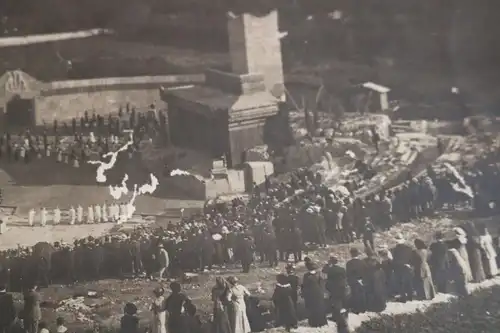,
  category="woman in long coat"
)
[447,248,469,296]
[120,303,139,333]
[165,282,189,333]
[301,262,328,327]
[378,246,395,298]
[151,287,167,333]
[479,226,498,278]
[272,274,298,332]
[412,239,436,300]
[226,276,251,333]
[211,277,232,333]
[363,249,387,312]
